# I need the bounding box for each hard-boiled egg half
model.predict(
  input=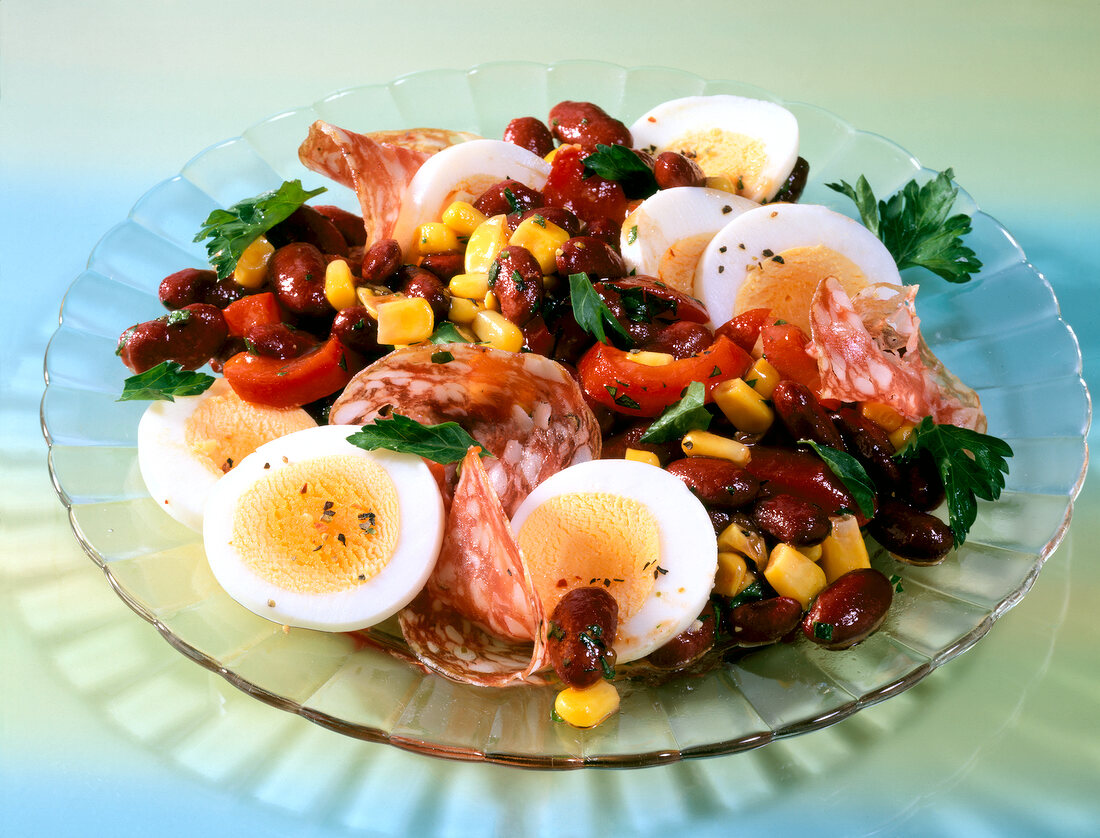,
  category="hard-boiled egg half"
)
[137,378,317,531]
[203,424,445,632]
[510,459,717,663]
[620,187,758,295]
[630,95,799,203]
[391,138,551,256]
[694,203,903,331]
